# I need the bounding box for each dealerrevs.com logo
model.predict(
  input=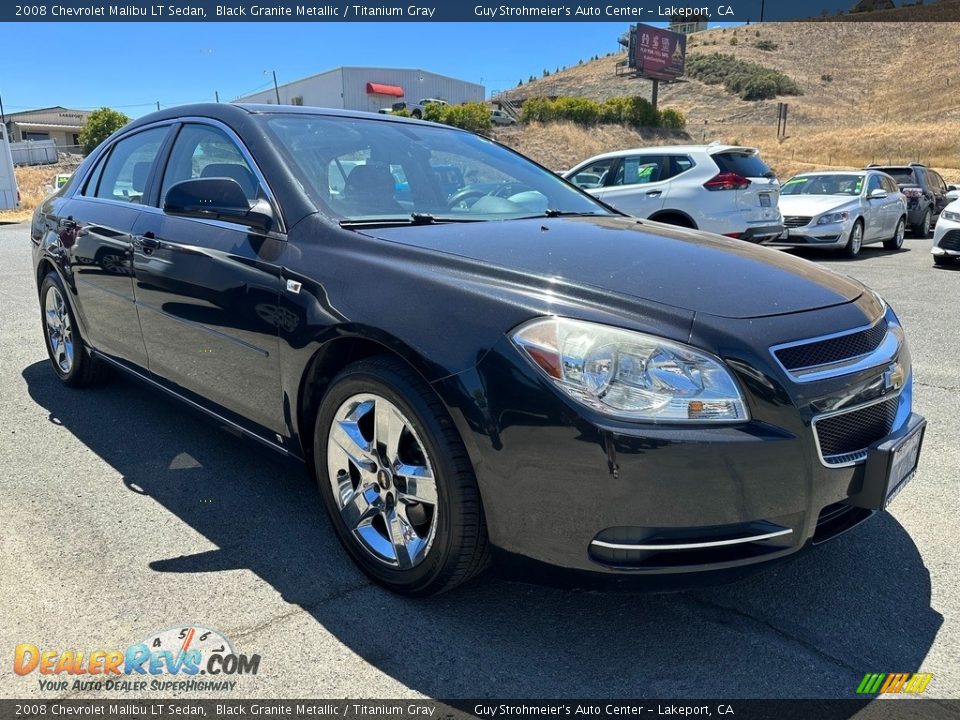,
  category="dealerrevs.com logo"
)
[13,625,260,693]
